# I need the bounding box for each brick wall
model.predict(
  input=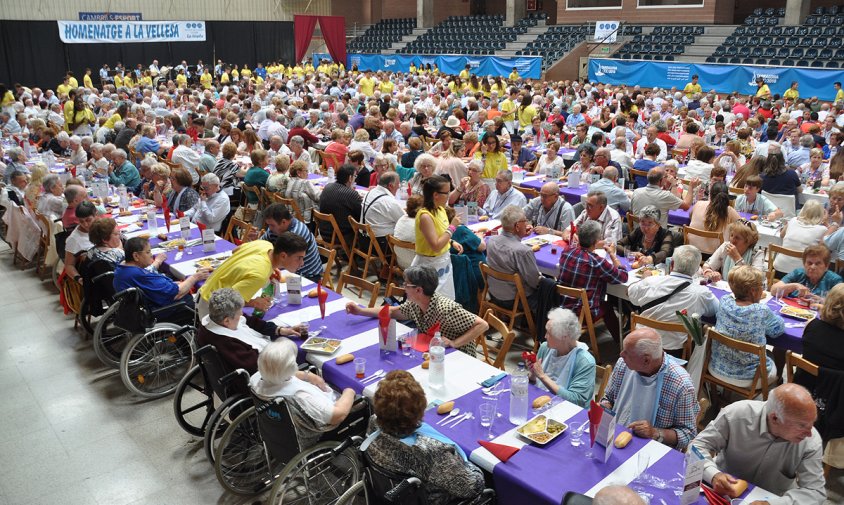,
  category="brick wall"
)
[556,0,735,25]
